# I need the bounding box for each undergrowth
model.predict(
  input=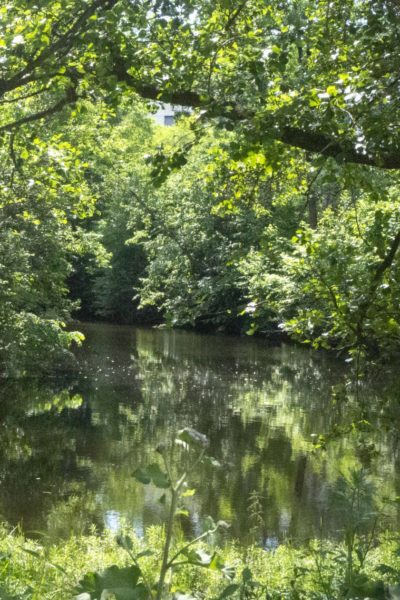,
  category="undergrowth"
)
[1,524,400,599]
